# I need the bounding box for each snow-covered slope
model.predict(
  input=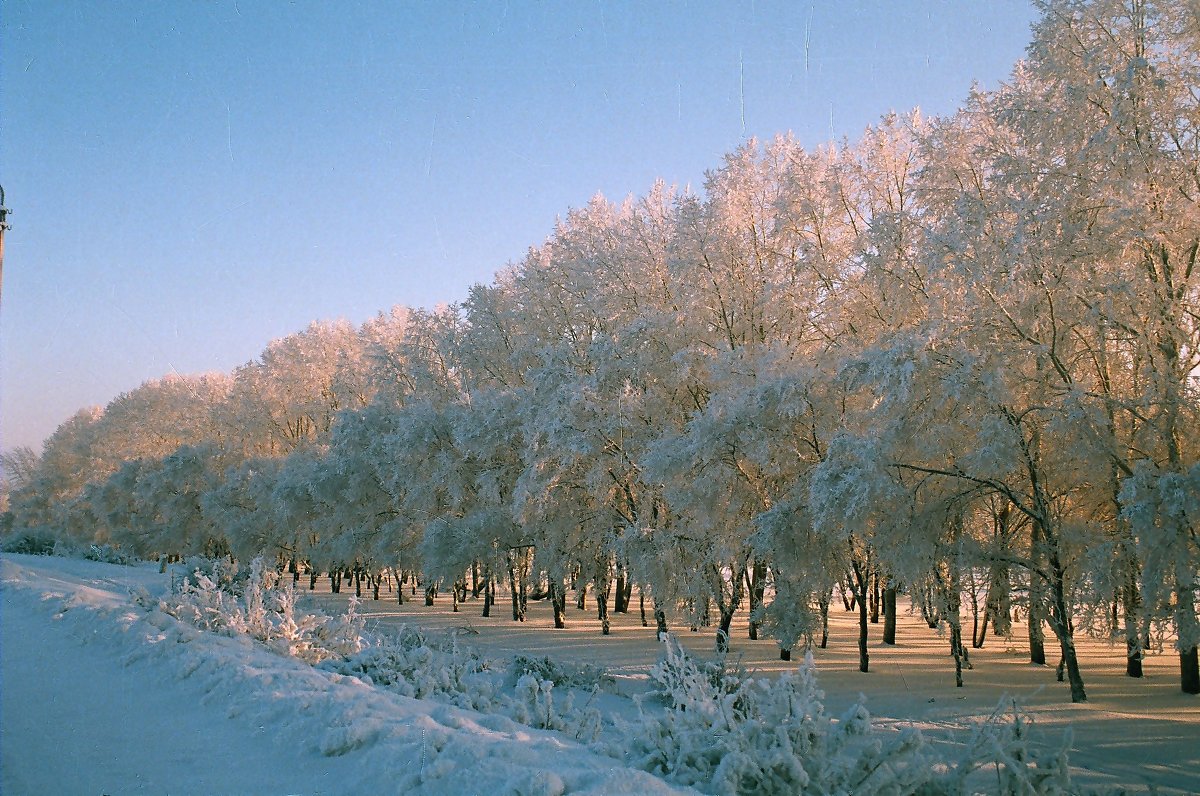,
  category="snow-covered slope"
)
[1,554,690,795]
[4,553,1198,794]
